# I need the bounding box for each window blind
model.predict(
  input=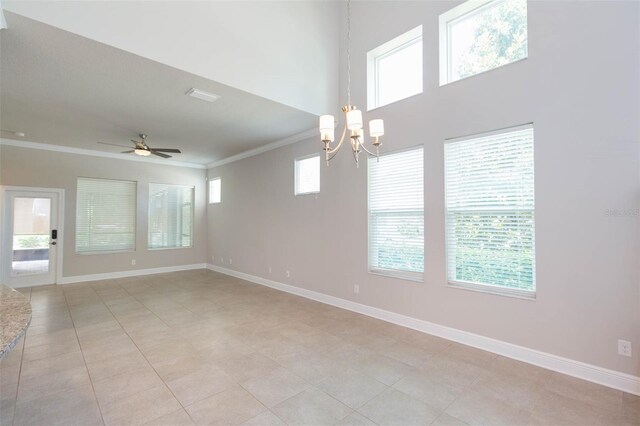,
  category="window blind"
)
[444,125,535,295]
[368,147,424,279]
[148,184,194,249]
[209,178,221,204]
[76,178,136,253]
[295,155,320,195]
